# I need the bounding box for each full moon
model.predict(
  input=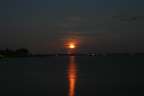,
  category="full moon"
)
[69,43,76,49]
